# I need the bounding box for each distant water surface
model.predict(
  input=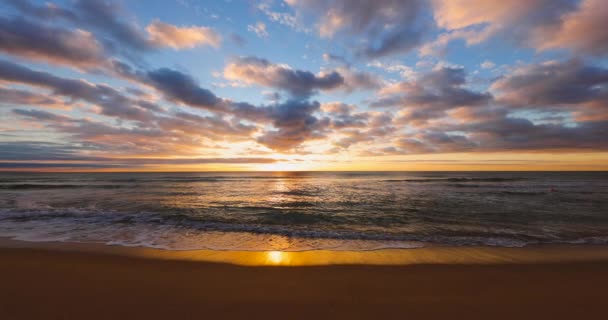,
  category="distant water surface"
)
[1,171,607,251]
